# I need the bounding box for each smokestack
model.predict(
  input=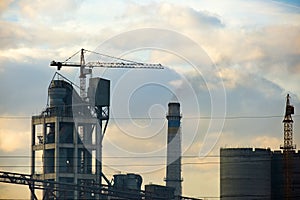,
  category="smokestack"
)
[165,102,182,198]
